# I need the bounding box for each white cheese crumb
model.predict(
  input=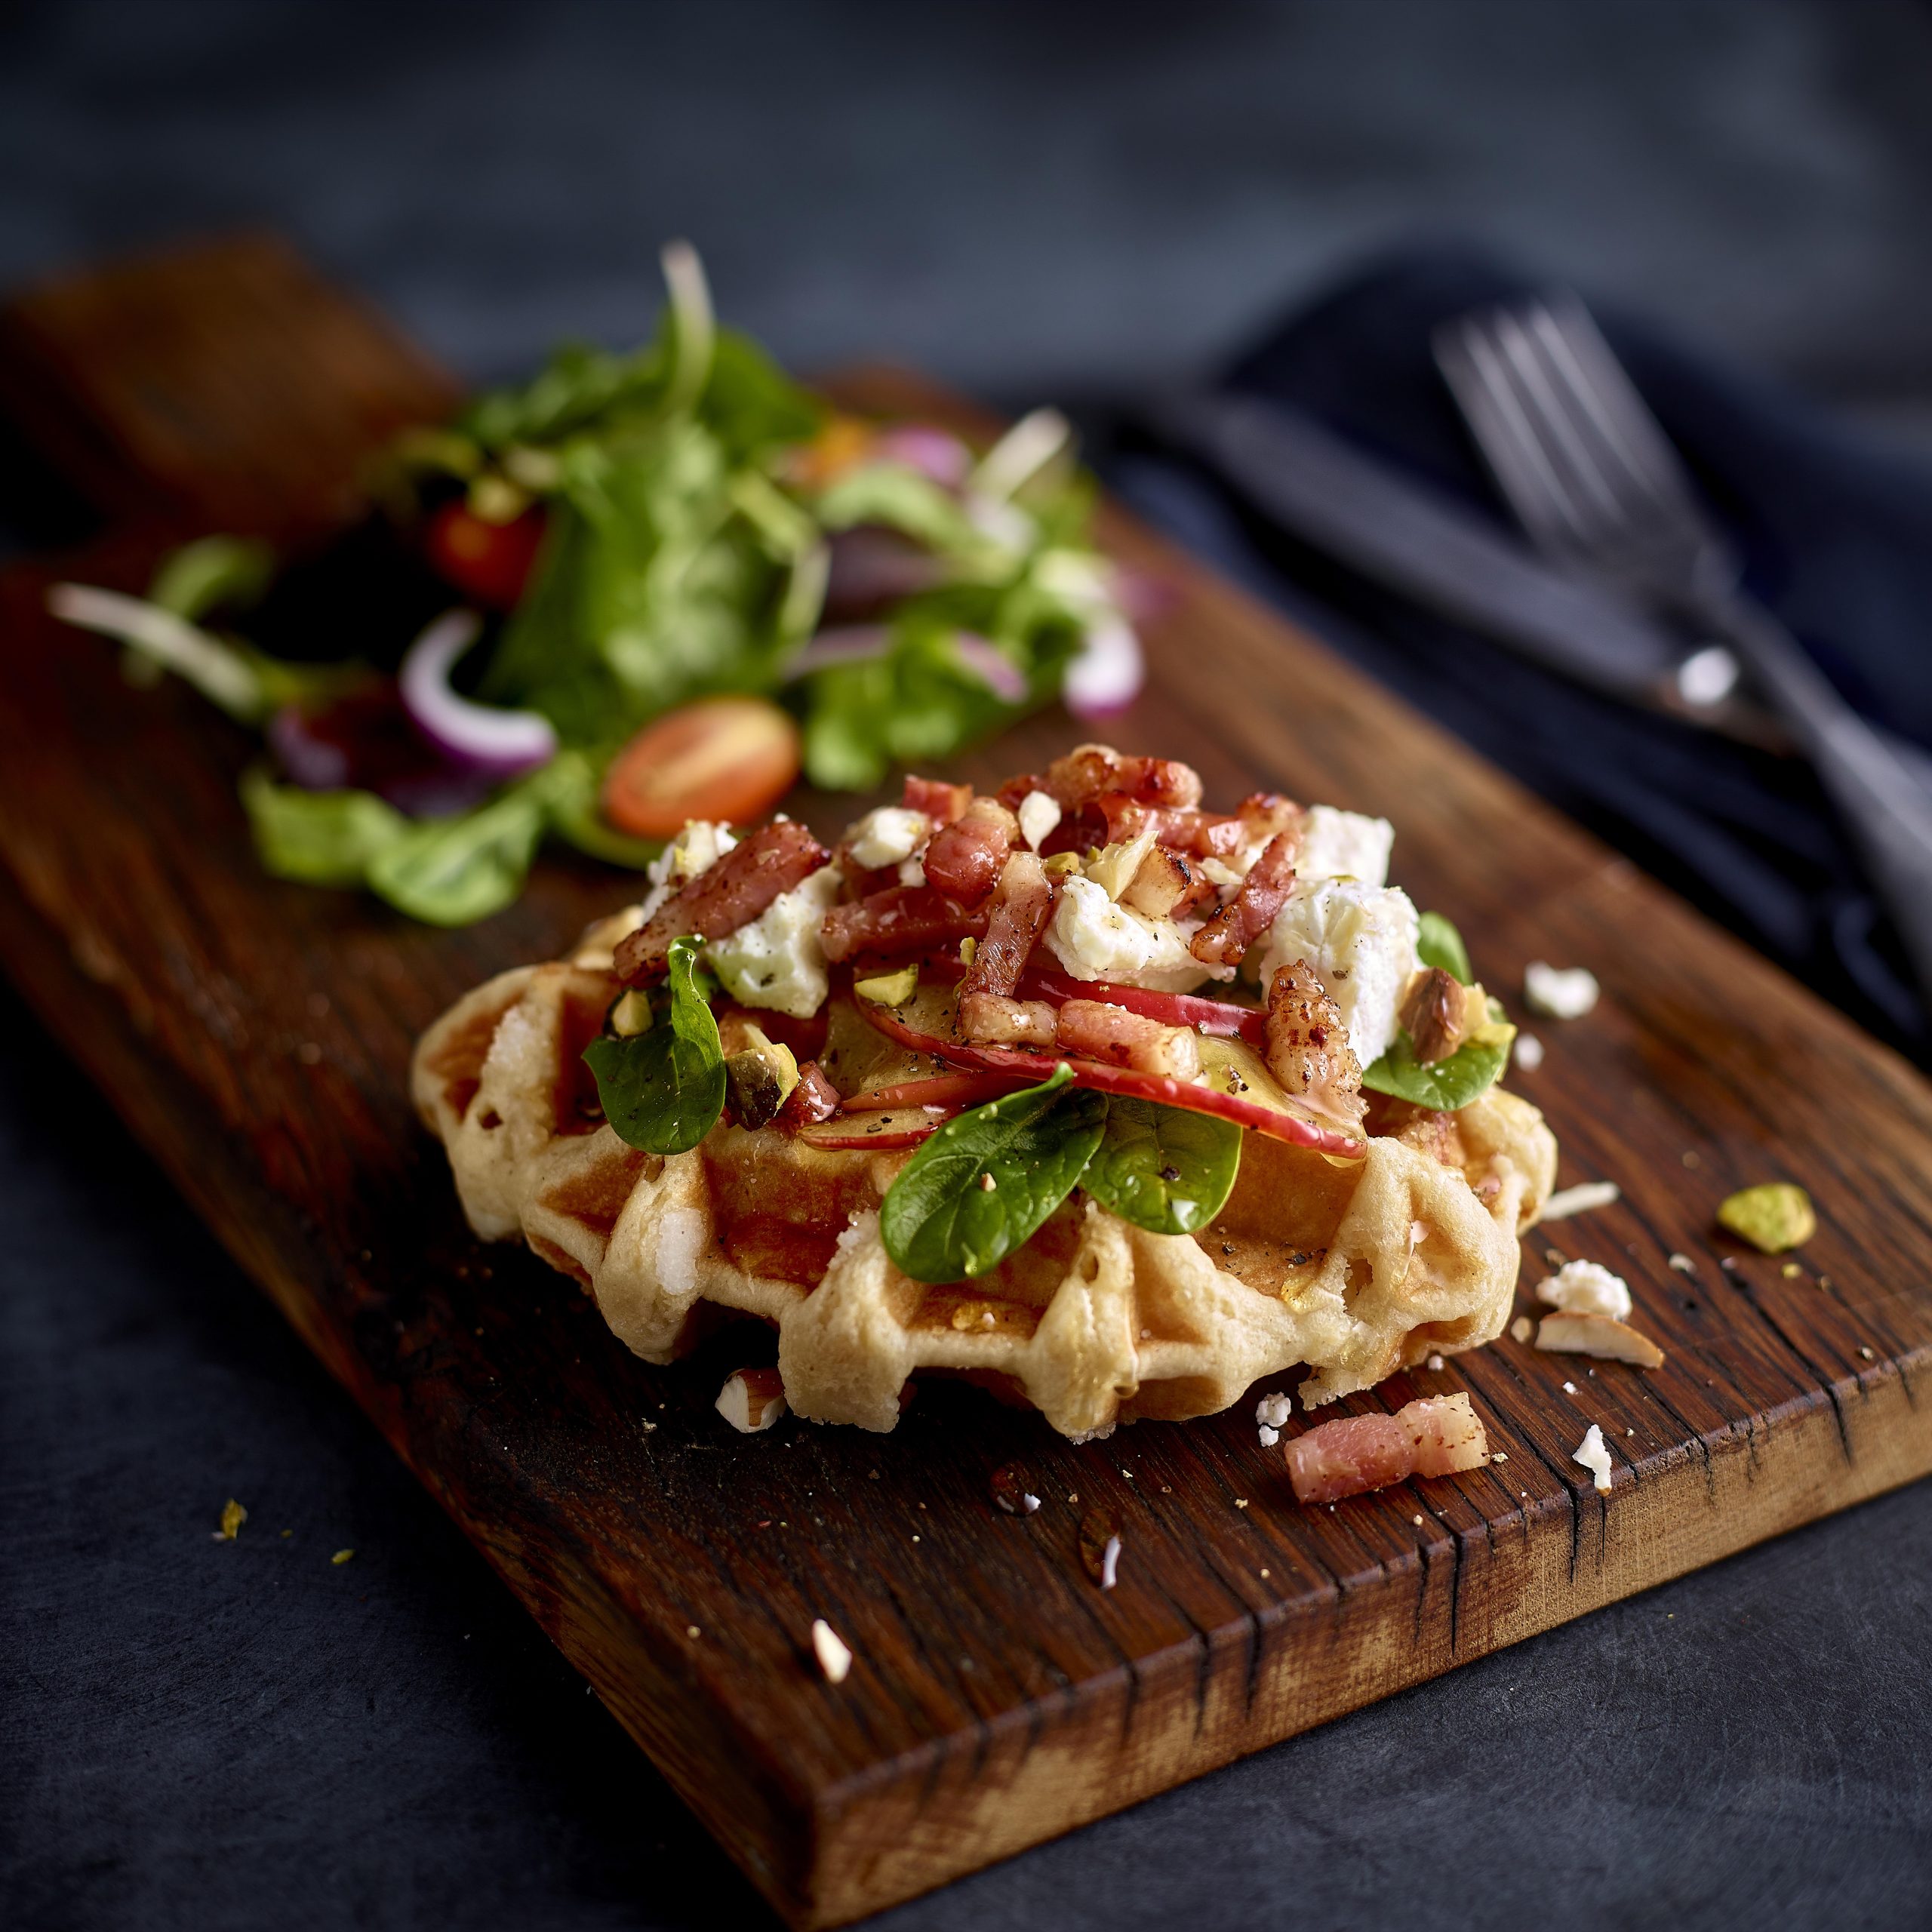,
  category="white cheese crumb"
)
[636,819,738,920]
[1257,1425,1280,1448]
[1254,1392,1292,1429]
[811,1618,853,1684]
[1668,1253,1697,1275]
[1572,1423,1613,1494]
[1514,1032,1546,1071]
[1539,1258,1634,1321]
[1426,1352,1445,1371]
[1017,789,1062,852]
[1045,874,1221,992]
[1540,1180,1621,1223]
[706,864,841,1018]
[1563,1380,1579,1394]
[843,805,929,870]
[897,854,926,887]
[1260,878,1421,1066]
[1099,1535,1121,1590]
[1295,804,1394,887]
[1510,1315,1534,1343]
[1524,961,1600,1020]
